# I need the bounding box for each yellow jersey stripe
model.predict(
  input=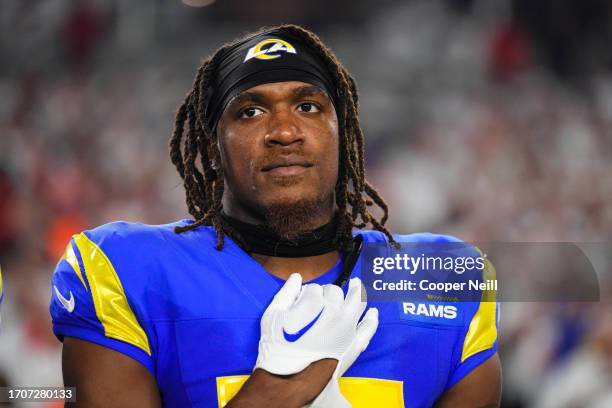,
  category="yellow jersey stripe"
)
[461,253,498,362]
[73,233,151,355]
[63,242,88,291]
[216,376,405,407]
